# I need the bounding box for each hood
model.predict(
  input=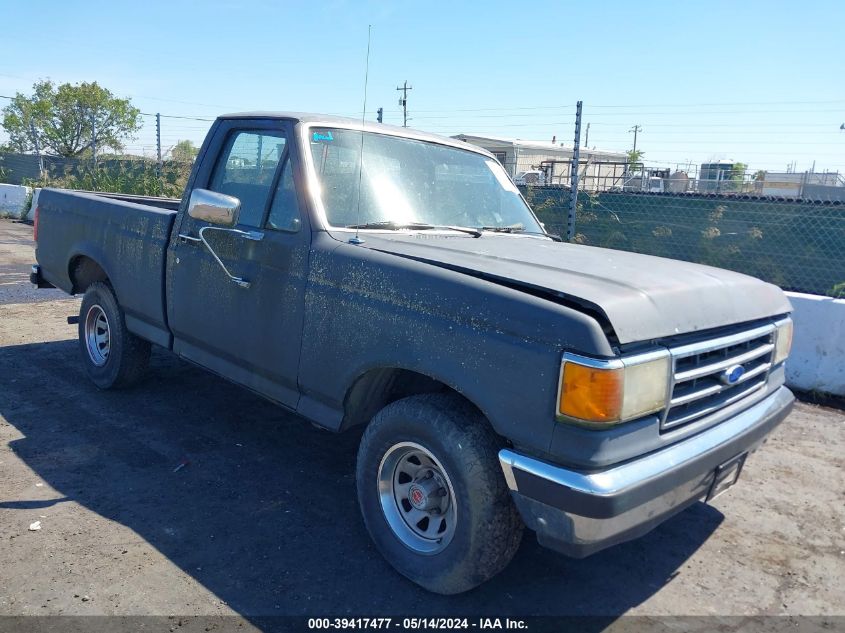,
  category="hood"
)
[355,233,791,344]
